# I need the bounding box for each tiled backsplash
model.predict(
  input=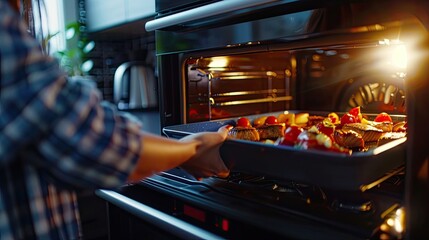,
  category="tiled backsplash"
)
[86,34,156,102]
[80,0,156,102]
